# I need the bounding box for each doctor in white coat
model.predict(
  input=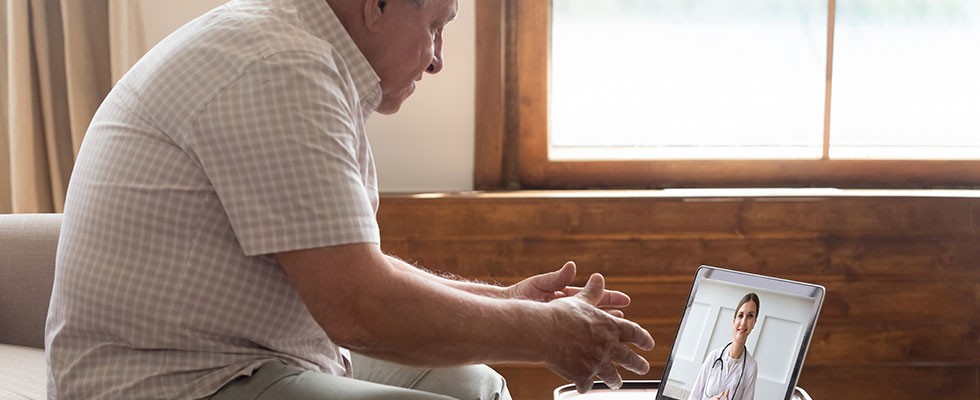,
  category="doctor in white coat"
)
[688,293,760,400]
